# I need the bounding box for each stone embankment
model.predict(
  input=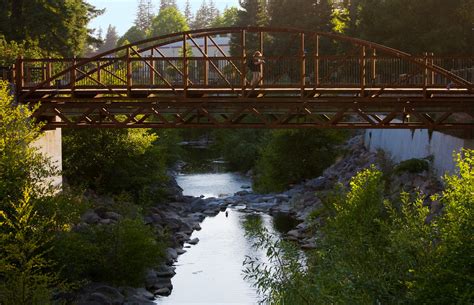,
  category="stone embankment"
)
[75,135,443,305]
